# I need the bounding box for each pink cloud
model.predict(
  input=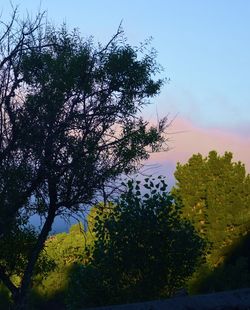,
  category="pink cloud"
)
[149,117,250,172]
